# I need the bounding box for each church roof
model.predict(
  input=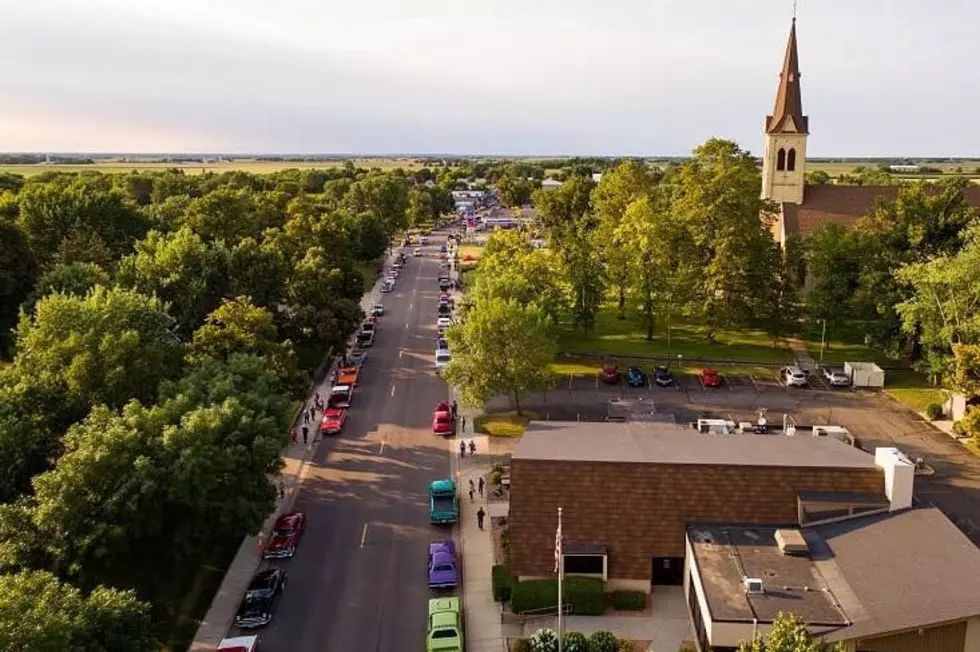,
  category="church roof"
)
[766,19,808,135]
[781,185,980,238]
